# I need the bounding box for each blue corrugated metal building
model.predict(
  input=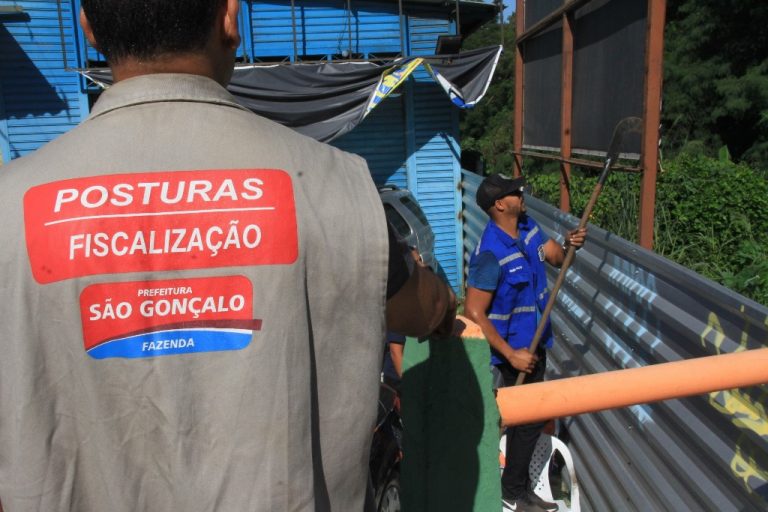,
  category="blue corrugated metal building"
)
[0,0,499,292]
